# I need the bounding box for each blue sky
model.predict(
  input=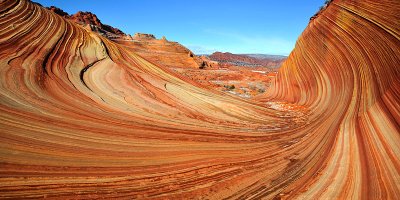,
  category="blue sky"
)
[35,0,325,55]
